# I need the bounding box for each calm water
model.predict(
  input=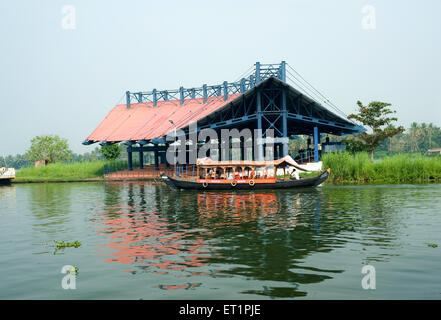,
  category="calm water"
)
[1,182,440,299]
